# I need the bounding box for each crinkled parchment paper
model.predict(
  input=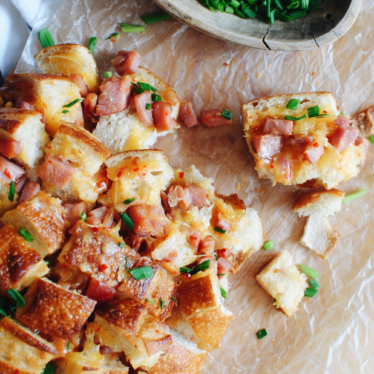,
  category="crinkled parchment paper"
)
[15,1,374,372]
